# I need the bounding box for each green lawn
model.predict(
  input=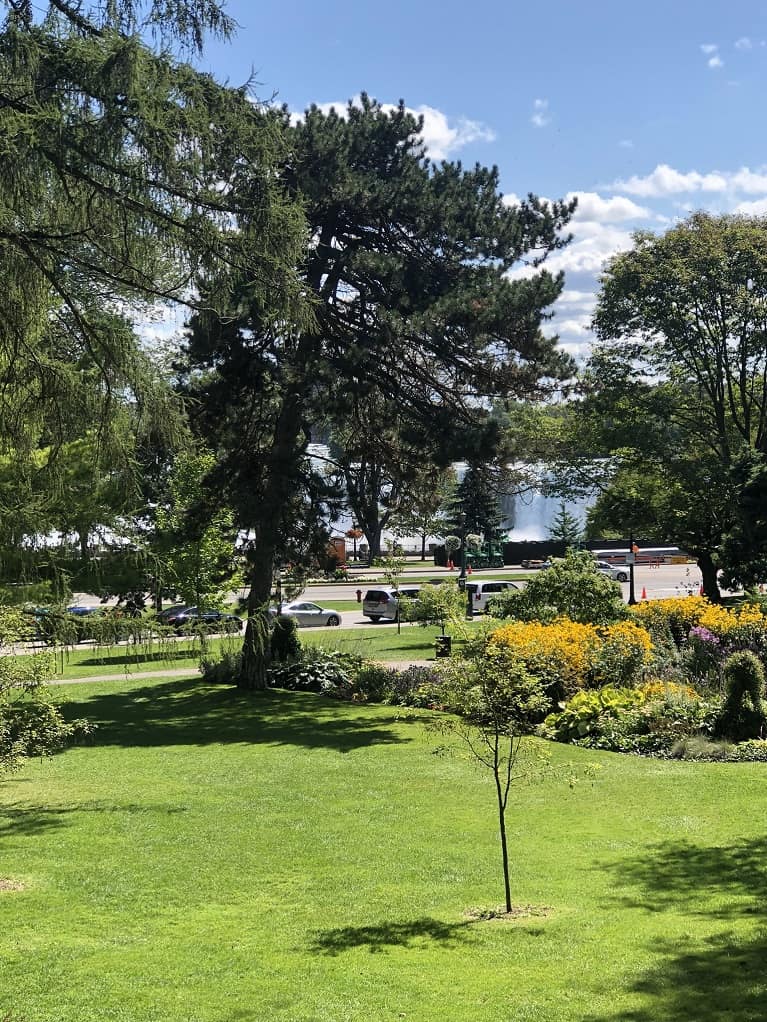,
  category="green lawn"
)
[50,624,453,680]
[2,675,766,1020]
